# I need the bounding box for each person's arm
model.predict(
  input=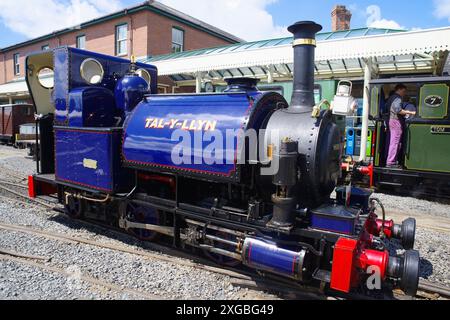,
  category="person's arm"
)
[393,98,416,116]
[399,109,416,116]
